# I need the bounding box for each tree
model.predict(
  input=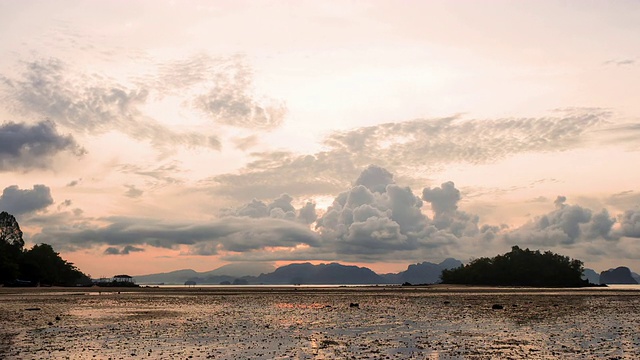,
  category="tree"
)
[21,244,90,286]
[441,246,588,287]
[0,211,24,282]
[0,211,24,248]
[0,211,91,286]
